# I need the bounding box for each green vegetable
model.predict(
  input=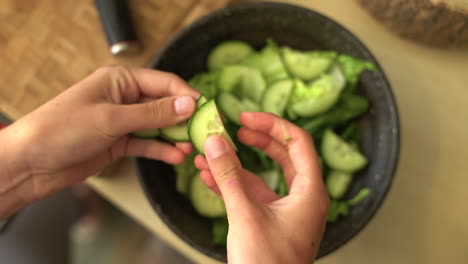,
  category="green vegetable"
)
[173,39,376,243]
[341,122,360,142]
[277,174,288,197]
[212,218,229,245]
[327,188,371,222]
[337,54,376,90]
[348,188,371,206]
[188,72,219,99]
[173,152,197,196]
[296,93,369,136]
